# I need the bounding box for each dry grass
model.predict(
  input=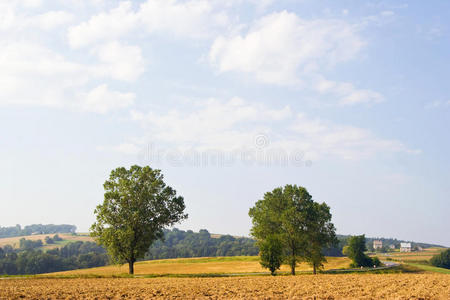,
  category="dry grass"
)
[377,248,447,262]
[0,234,93,249]
[48,256,351,276]
[1,274,449,299]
